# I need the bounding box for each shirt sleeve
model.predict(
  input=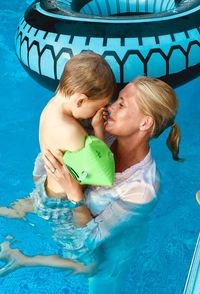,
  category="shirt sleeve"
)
[119,181,157,204]
[32,153,46,178]
[82,195,156,251]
